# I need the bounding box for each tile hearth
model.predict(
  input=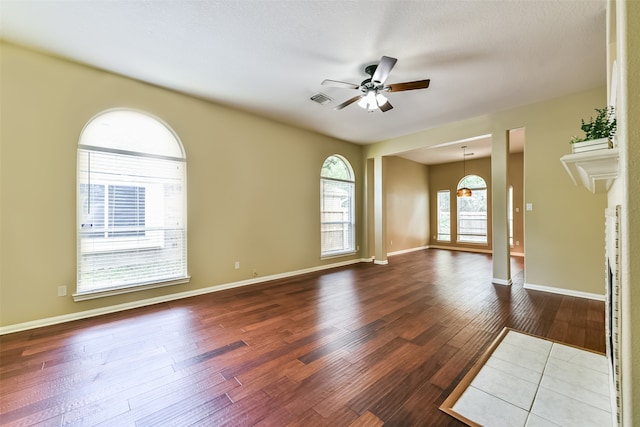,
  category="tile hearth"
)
[444,330,612,427]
